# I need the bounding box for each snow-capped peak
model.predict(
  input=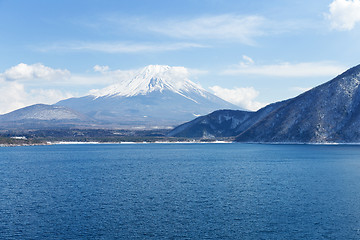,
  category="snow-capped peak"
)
[91,65,207,99]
